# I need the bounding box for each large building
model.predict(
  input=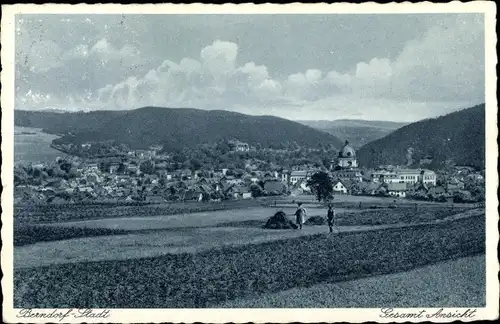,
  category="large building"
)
[332,169,363,182]
[332,140,358,169]
[371,170,399,183]
[330,140,362,182]
[397,169,437,186]
[371,168,437,186]
[289,170,313,185]
[228,140,250,152]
